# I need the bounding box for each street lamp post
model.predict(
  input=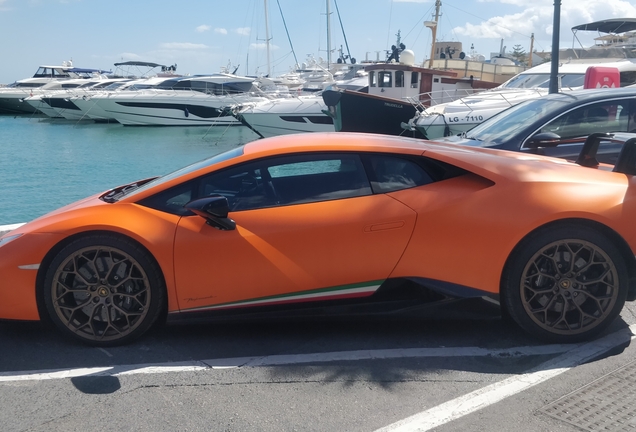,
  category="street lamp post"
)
[549,0,561,94]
